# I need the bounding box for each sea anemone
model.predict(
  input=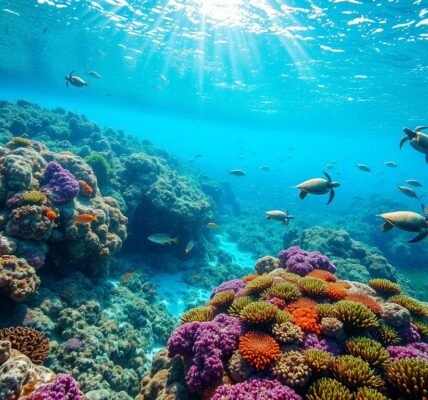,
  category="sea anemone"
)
[180,306,214,324]
[271,351,311,388]
[262,283,301,303]
[272,322,304,344]
[0,327,50,365]
[354,387,388,400]
[291,307,321,334]
[304,349,333,374]
[228,296,253,317]
[332,355,383,390]
[368,279,401,296]
[279,271,302,284]
[298,277,328,298]
[238,331,280,371]
[316,304,337,318]
[388,295,428,318]
[240,301,278,325]
[386,358,428,399]
[274,310,293,324]
[345,293,382,316]
[307,269,337,282]
[243,275,274,295]
[377,324,400,346]
[345,337,389,368]
[334,301,379,330]
[209,290,235,308]
[413,319,428,340]
[306,378,352,400]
